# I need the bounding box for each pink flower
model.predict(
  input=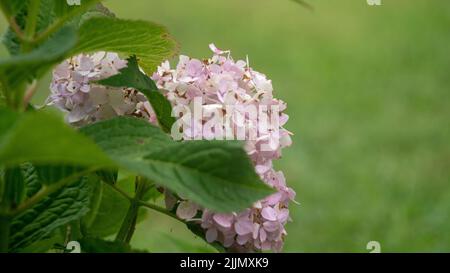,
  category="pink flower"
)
[176,201,199,219]
[153,44,297,252]
[49,45,297,253]
[47,52,157,126]
[213,213,234,228]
